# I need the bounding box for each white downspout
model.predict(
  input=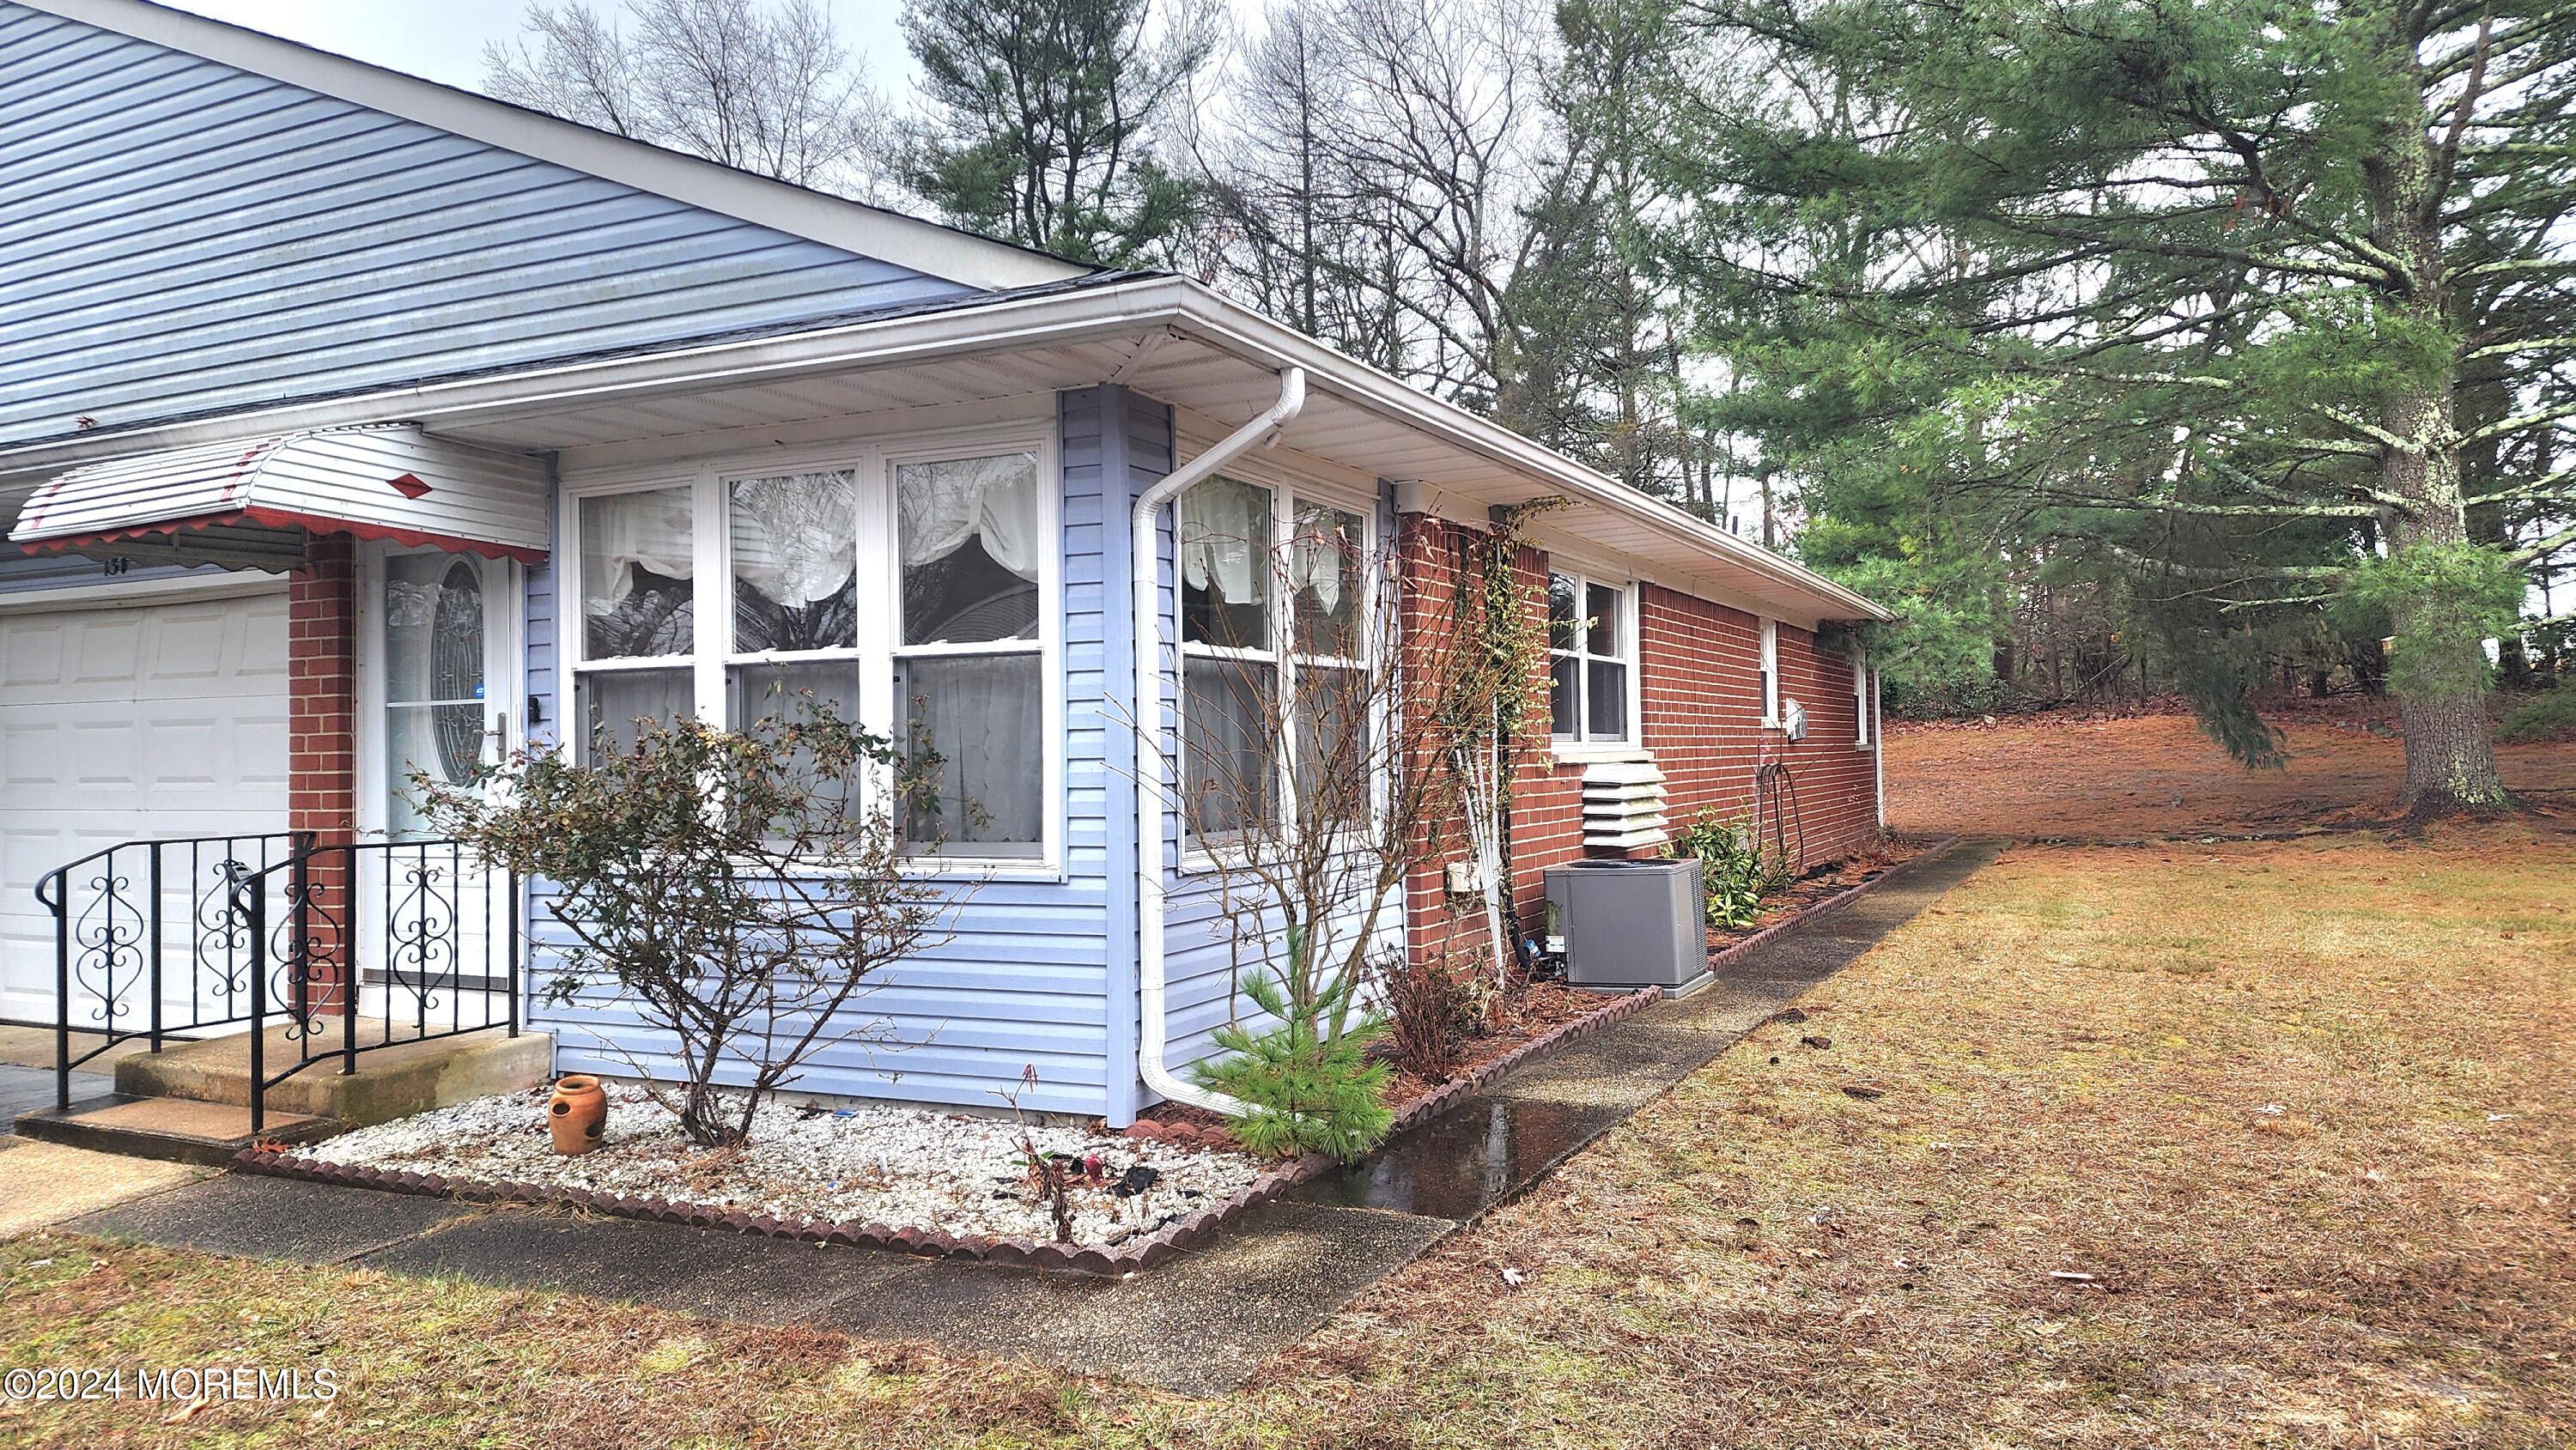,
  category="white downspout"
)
[1133,366,1307,1115]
